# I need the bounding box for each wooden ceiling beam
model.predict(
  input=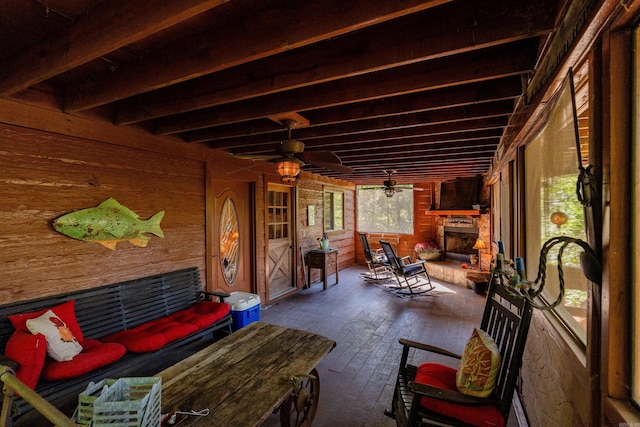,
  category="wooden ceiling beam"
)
[63,0,452,112]
[217,116,508,151]
[184,77,522,143]
[114,0,553,123]
[329,135,501,156]
[230,129,501,158]
[0,0,230,97]
[155,39,537,135]
[213,101,511,150]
